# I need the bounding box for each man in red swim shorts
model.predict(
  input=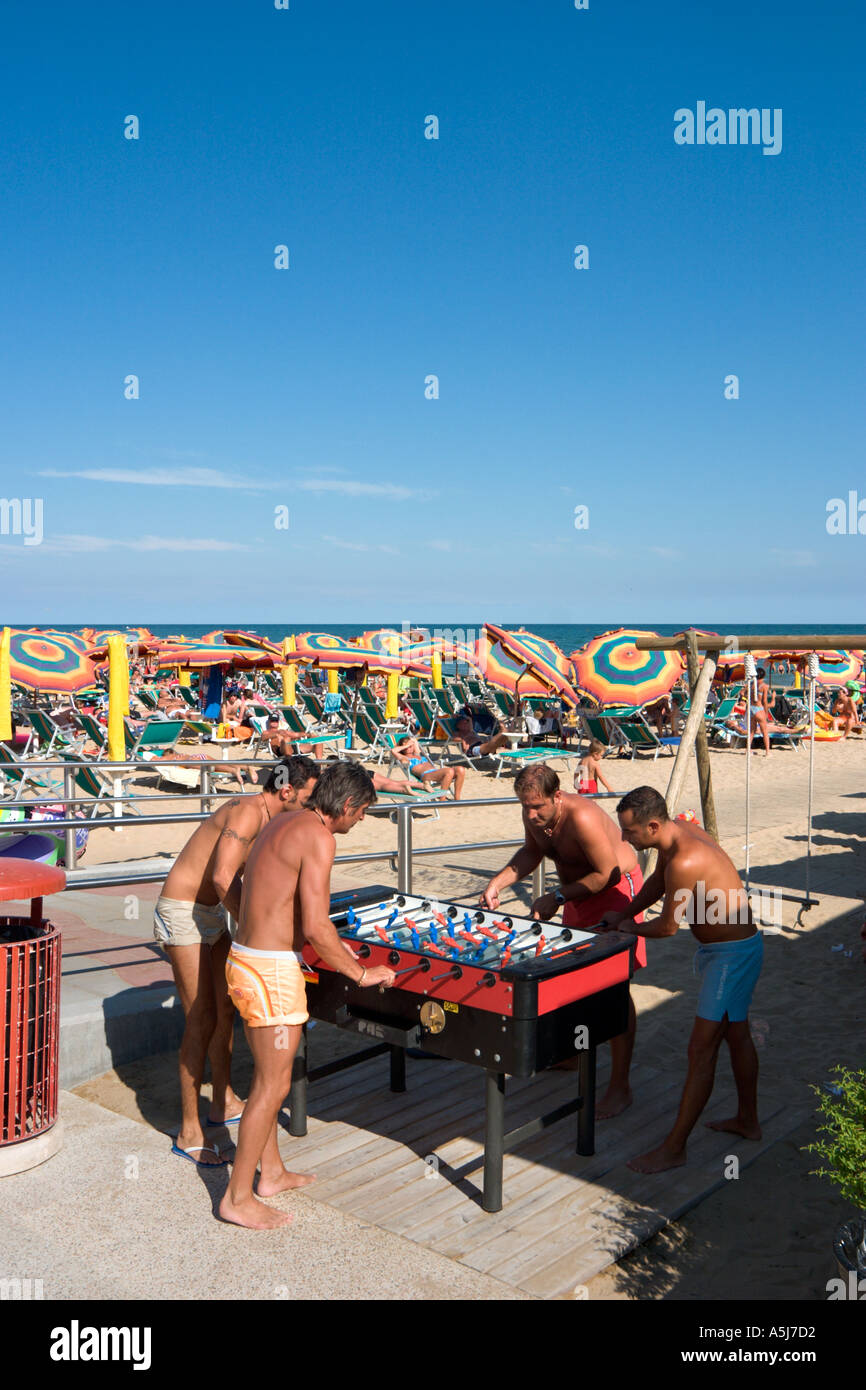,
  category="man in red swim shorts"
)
[481,763,645,1118]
